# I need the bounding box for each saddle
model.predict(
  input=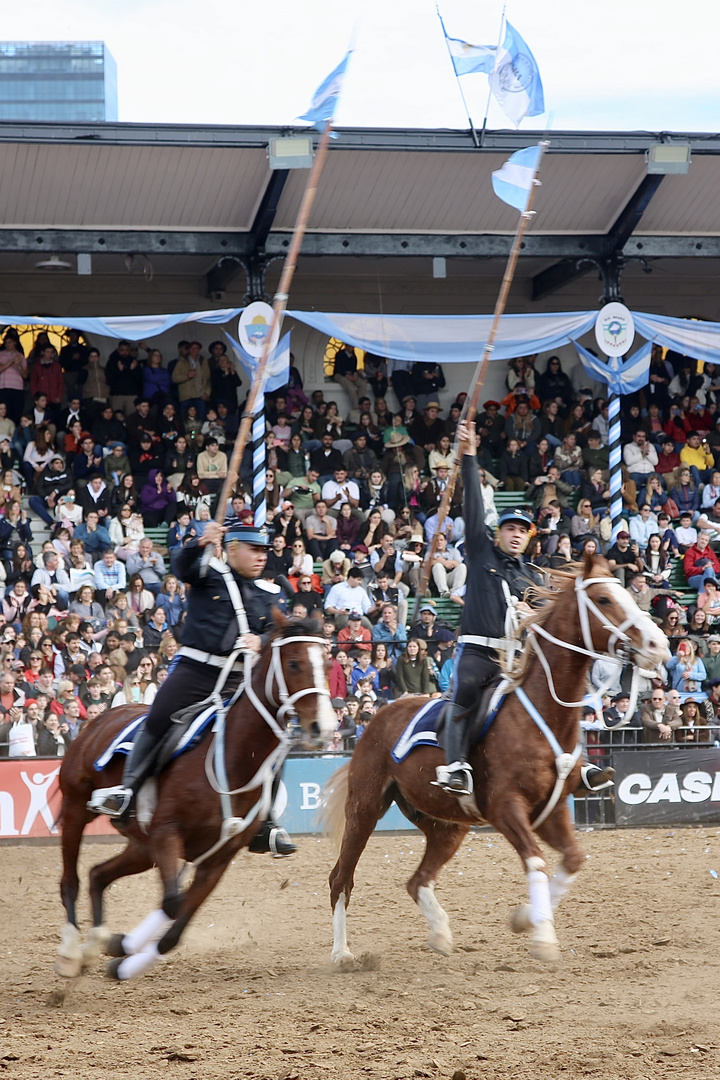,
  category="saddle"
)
[391,680,508,765]
[92,699,224,776]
